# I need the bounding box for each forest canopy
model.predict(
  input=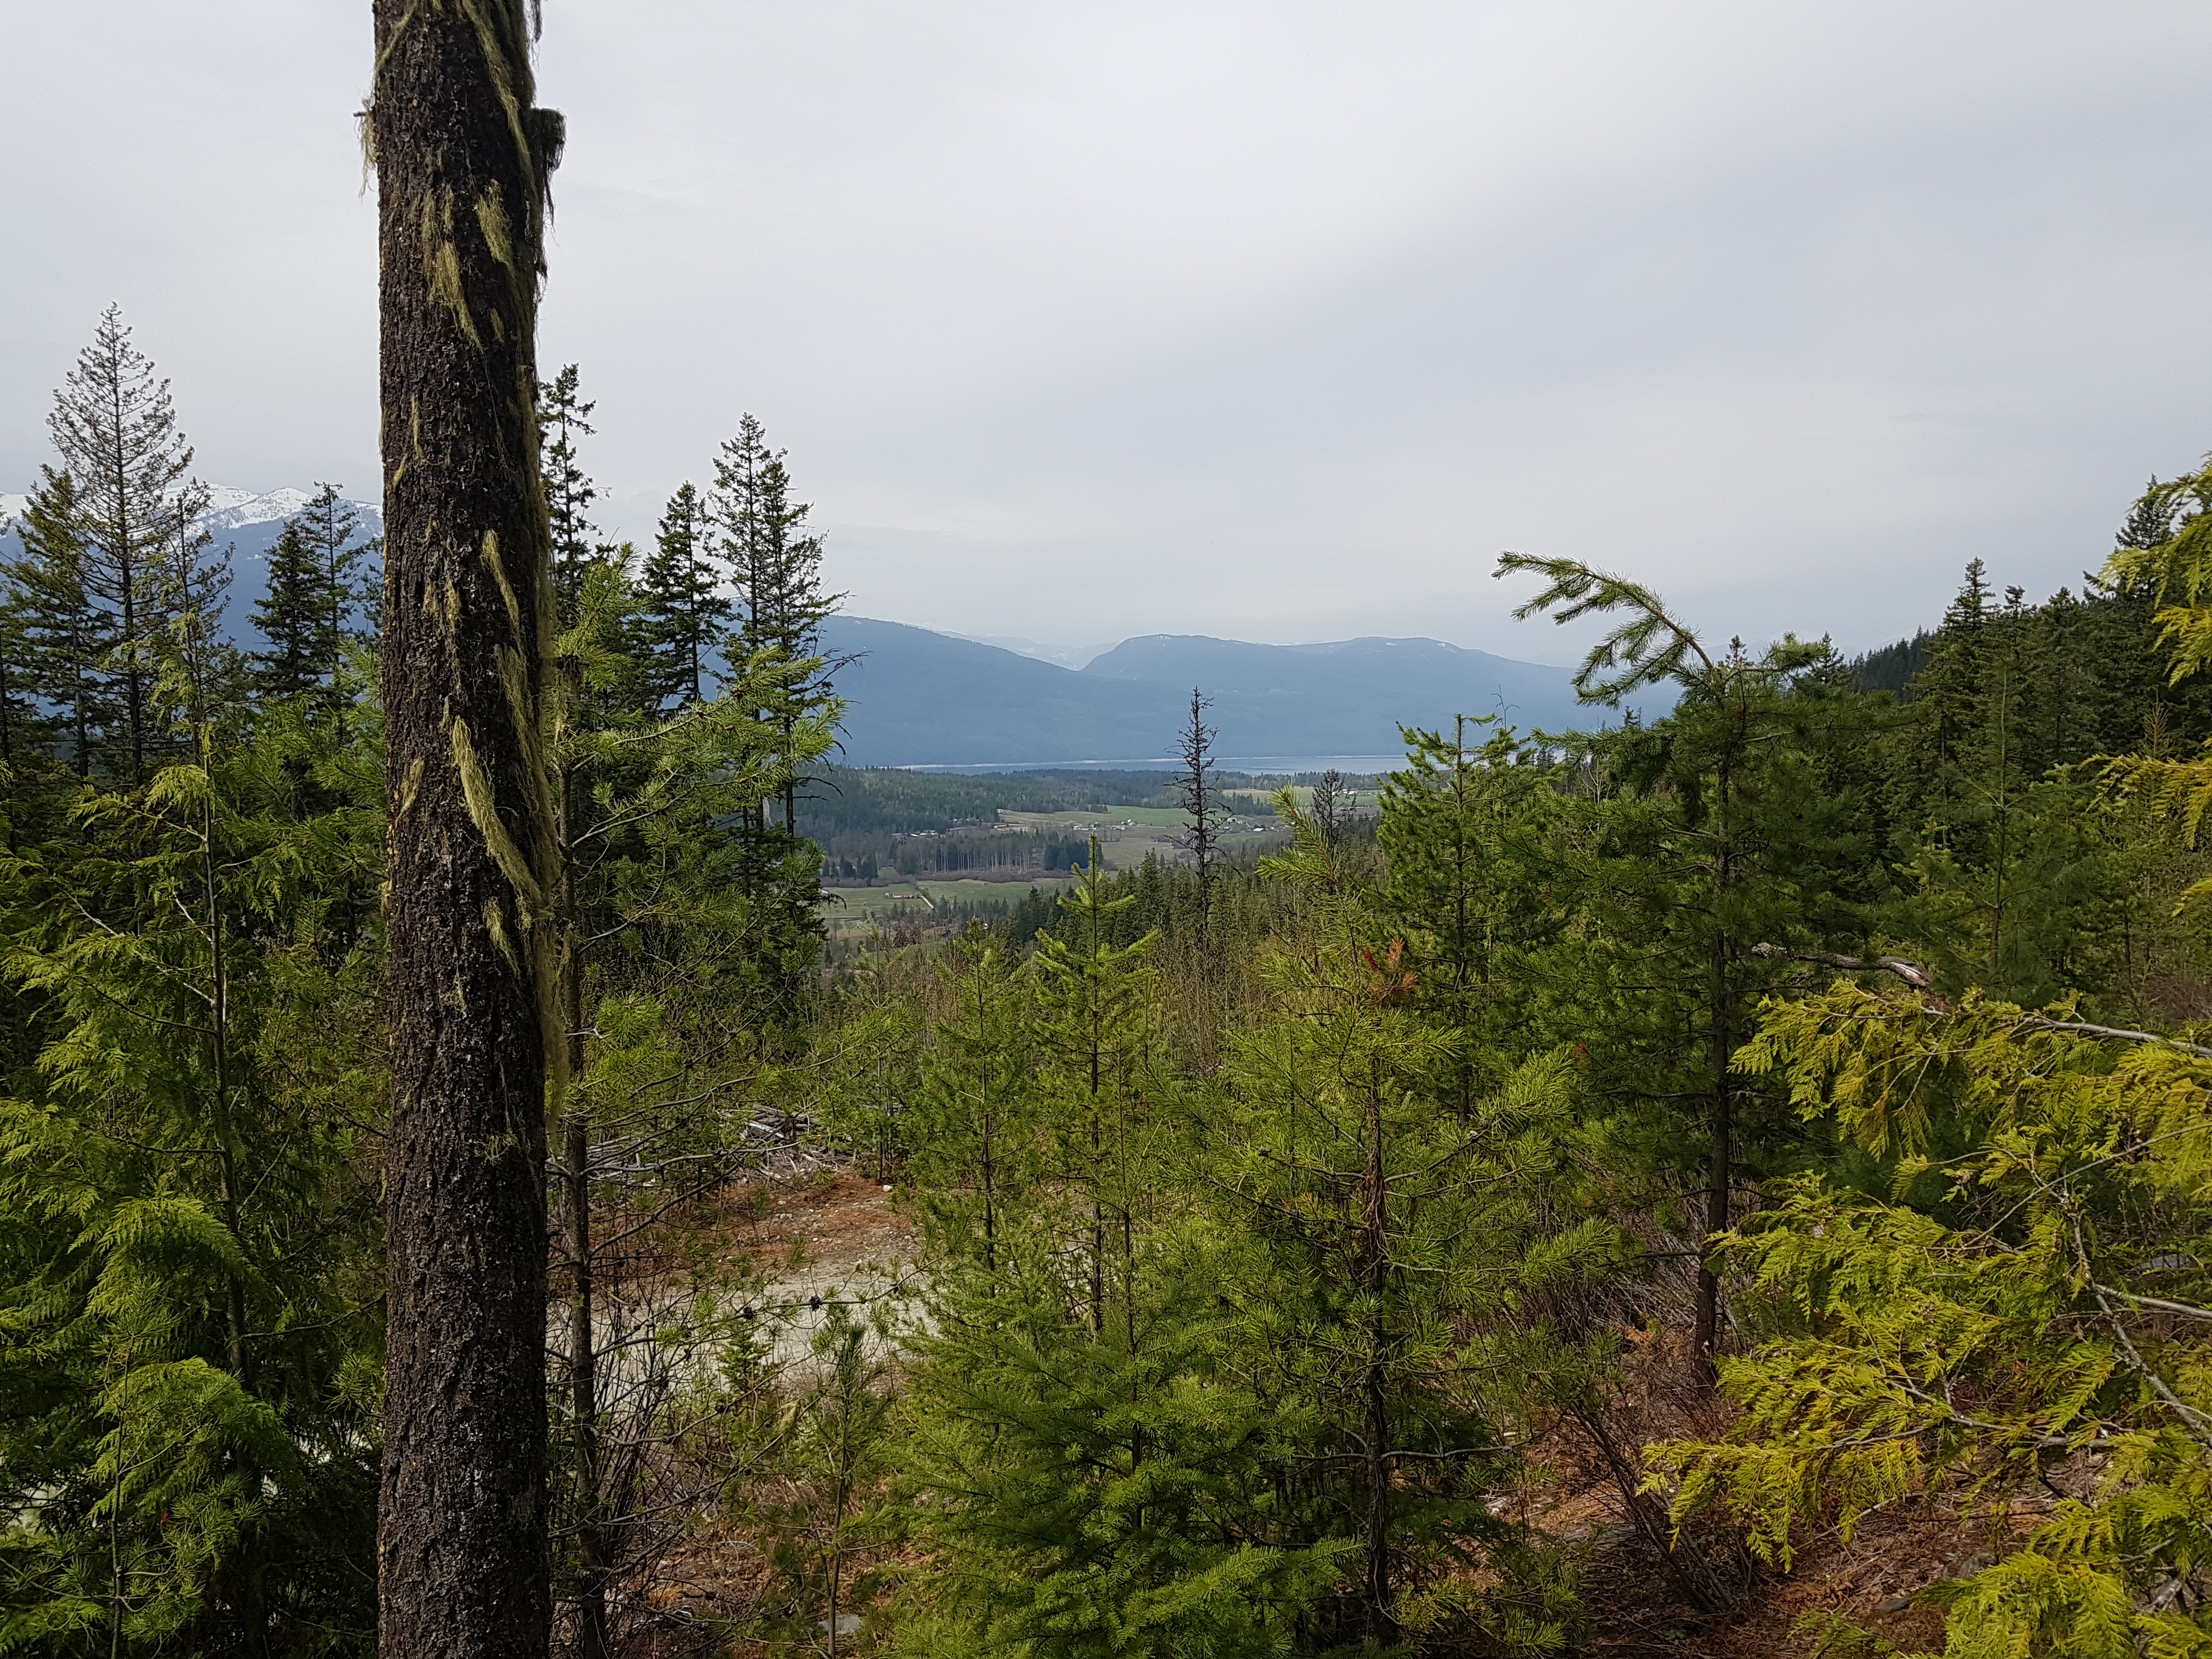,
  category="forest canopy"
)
[5,313,2212,1656]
